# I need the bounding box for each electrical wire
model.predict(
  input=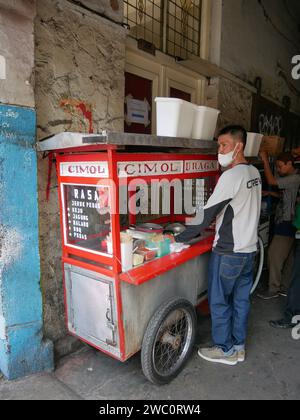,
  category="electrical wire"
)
[277,66,300,97]
[257,0,300,50]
